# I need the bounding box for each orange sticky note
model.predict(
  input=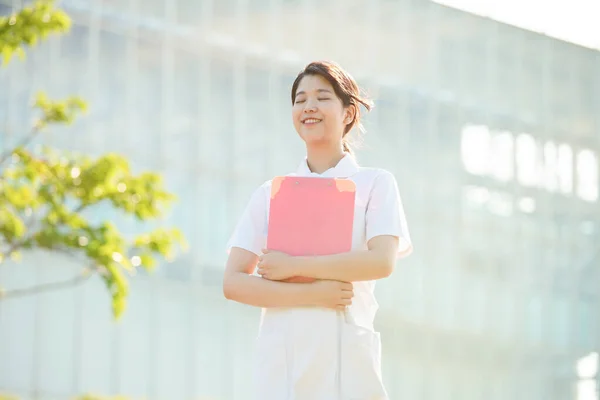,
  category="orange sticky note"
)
[266,176,356,283]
